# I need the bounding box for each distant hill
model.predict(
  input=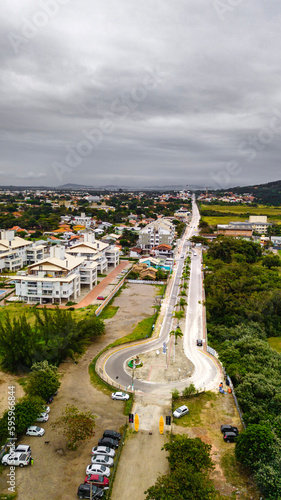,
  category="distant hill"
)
[233,179,281,205]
